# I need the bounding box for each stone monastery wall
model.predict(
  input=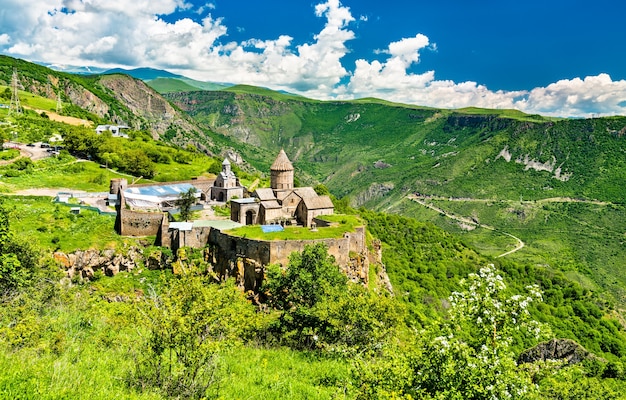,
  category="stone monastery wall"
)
[196,225,367,292]
[117,199,166,237]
